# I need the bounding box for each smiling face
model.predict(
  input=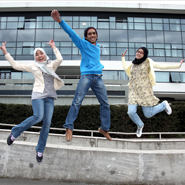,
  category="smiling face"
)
[85,29,98,44]
[35,50,46,62]
[136,49,144,59]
